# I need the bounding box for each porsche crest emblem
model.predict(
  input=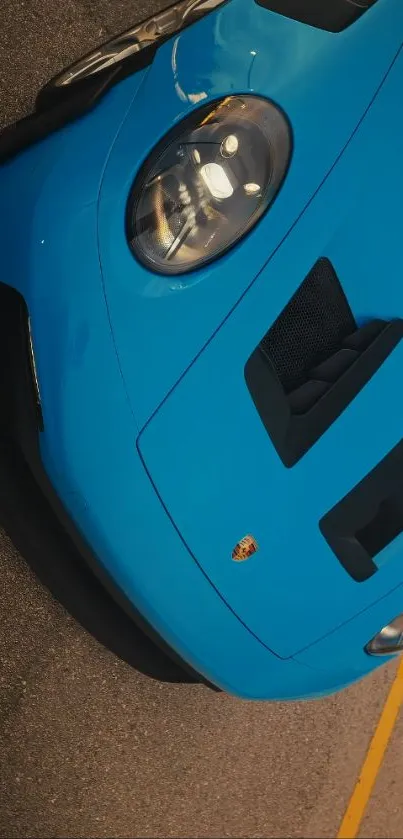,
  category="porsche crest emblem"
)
[232,535,259,562]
